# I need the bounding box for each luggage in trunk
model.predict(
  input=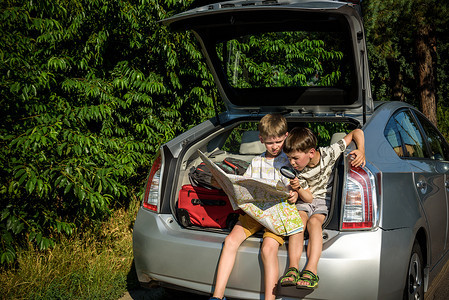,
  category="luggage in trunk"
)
[177,184,242,229]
